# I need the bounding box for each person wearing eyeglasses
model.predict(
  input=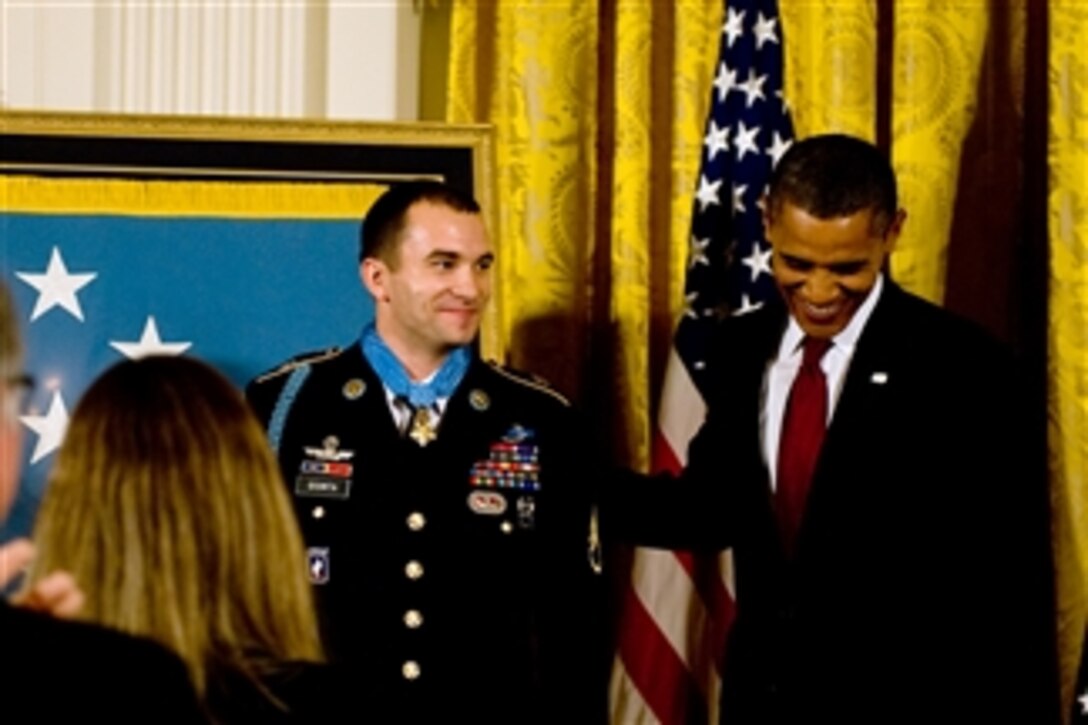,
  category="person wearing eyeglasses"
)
[0,278,206,723]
